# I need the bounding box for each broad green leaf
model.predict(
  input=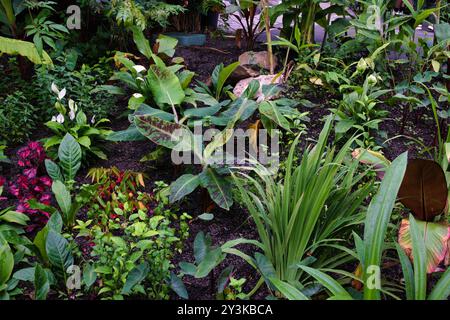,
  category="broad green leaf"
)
[34,264,49,300]
[195,247,224,278]
[398,219,450,274]
[409,216,427,300]
[363,152,408,300]
[0,210,29,225]
[269,278,309,300]
[0,240,13,286]
[45,231,73,276]
[215,61,239,99]
[169,174,200,203]
[0,36,52,65]
[170,273,188,299]
[45,159,64,182]
[193,232,211,264]
[83,263,97,289]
